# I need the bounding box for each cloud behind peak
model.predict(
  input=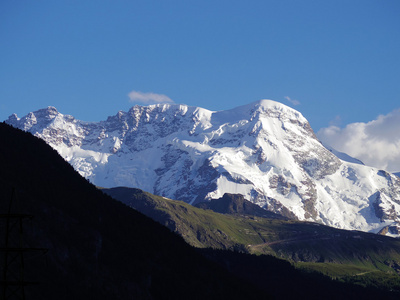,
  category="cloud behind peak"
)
[317,109,400,172]
[128,90,174,105]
